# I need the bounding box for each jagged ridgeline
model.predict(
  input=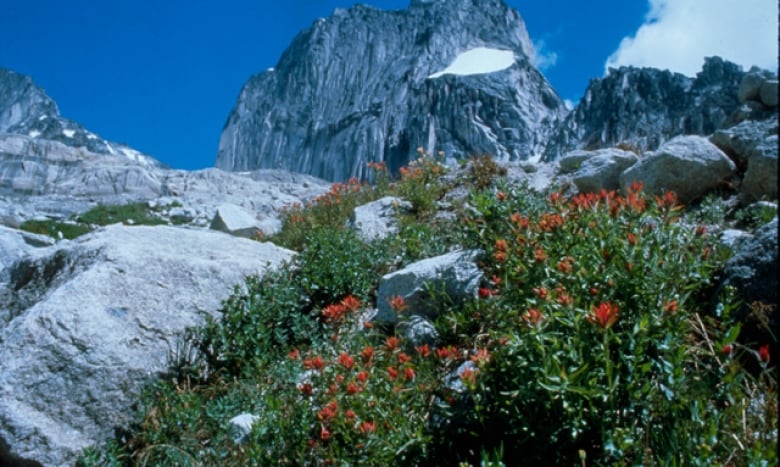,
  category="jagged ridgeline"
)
[215,0,568,181]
